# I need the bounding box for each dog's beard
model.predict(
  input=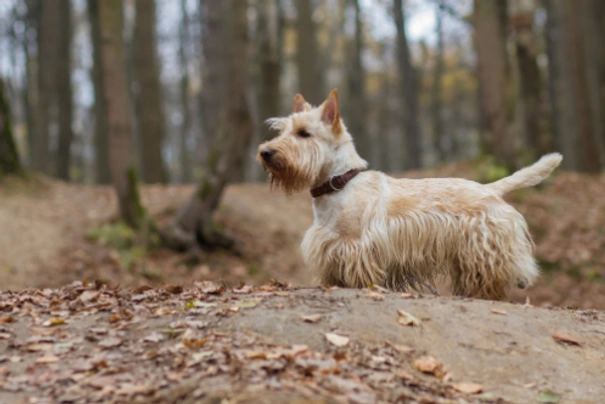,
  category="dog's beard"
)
[264,159,315,195]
